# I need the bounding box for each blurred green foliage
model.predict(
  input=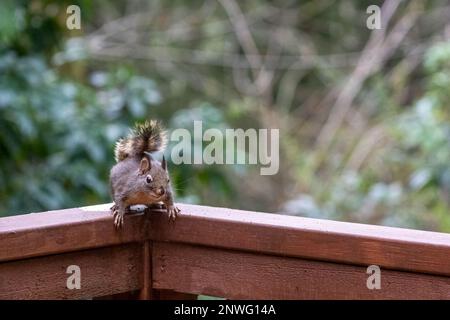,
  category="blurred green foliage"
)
[0,1,449,233]
[0,0,236,215]
[289,43,450,230]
